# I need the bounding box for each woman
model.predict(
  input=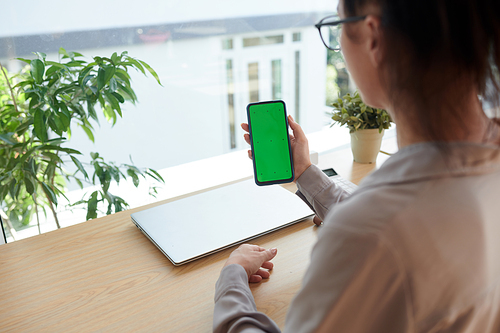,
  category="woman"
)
[214,0,500,331]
